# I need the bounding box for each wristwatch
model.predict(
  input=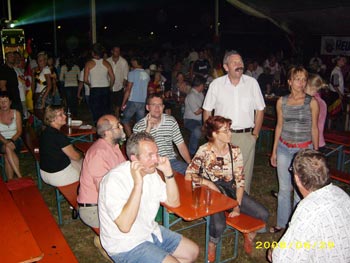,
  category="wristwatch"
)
[165,174,174,179]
